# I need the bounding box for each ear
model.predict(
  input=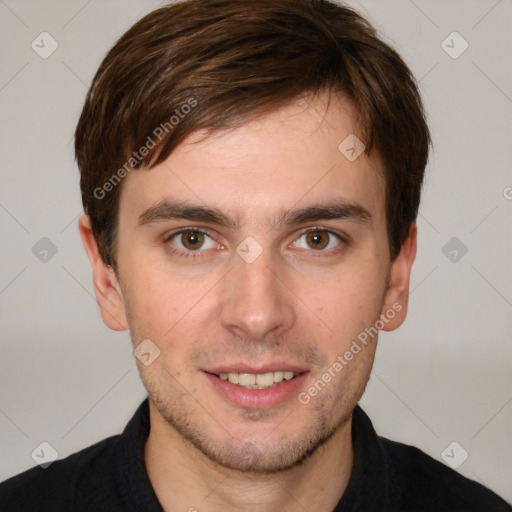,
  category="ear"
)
[380,222,417,331]
[78,214,128,331]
